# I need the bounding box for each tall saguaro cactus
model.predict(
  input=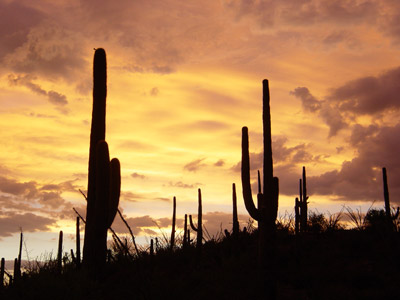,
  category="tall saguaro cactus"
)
[83,48,121,271]
[241,79,279,298]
